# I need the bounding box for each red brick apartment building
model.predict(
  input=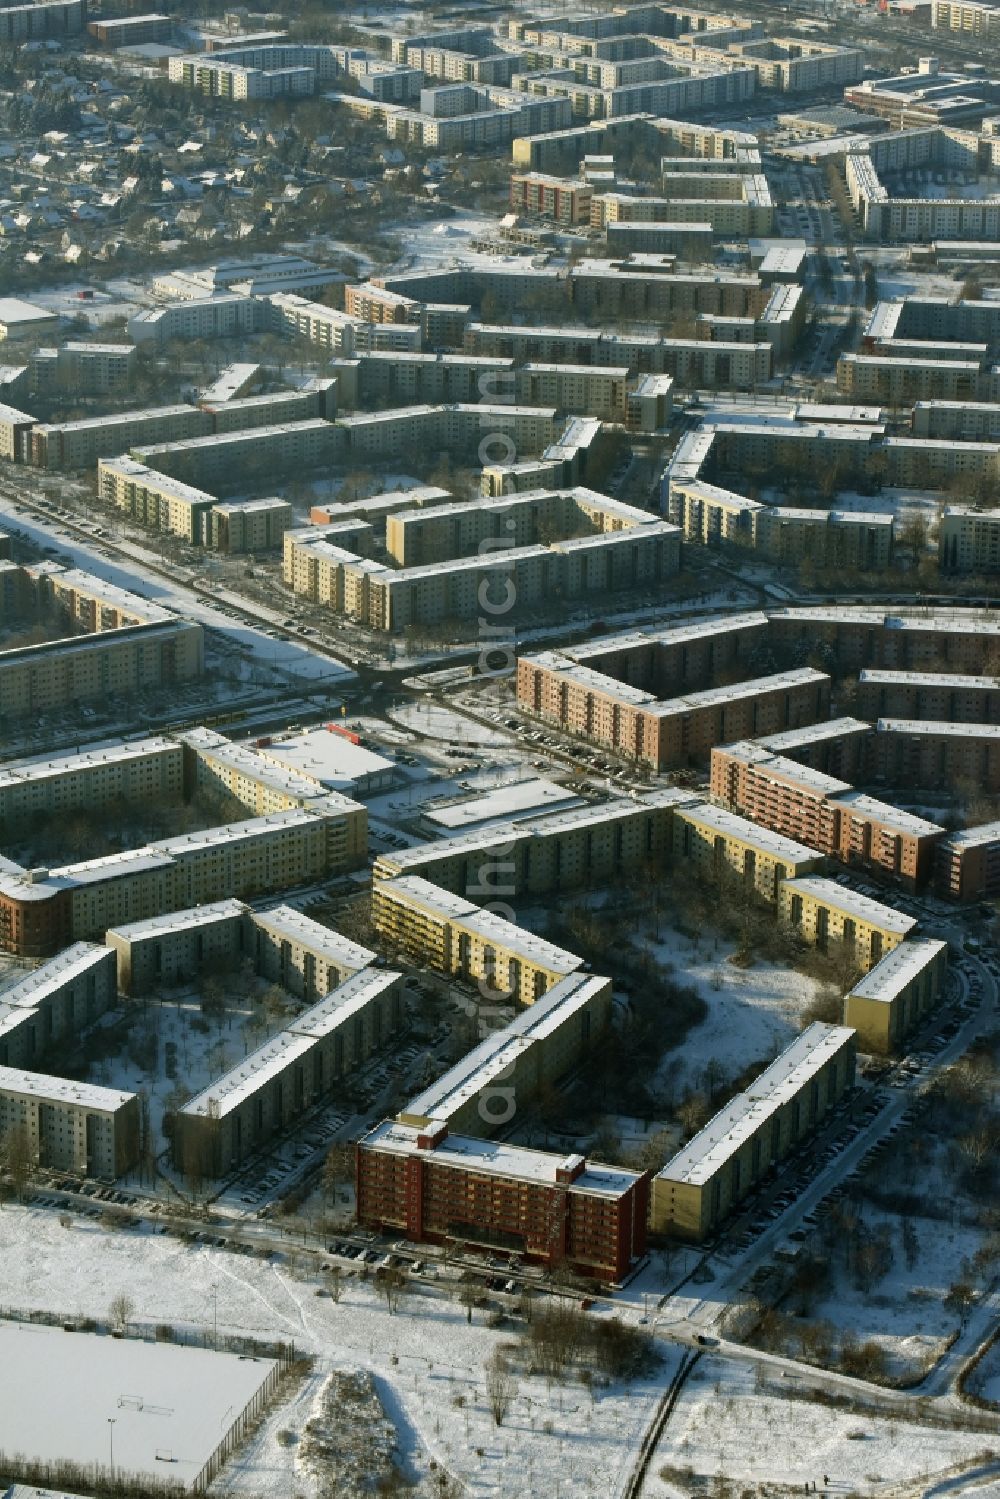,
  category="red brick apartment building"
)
[710,742,944,889]
[936,821,1000,901]
[517,651,830,769]
[510,172,593,224]
[357,1120,648,1283]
